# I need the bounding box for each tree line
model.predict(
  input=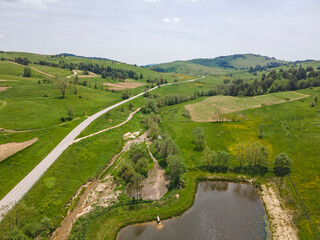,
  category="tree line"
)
[220,67,320,97]
[194,126,292,176]
[11,57,144,81]
[143,111,186,188]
